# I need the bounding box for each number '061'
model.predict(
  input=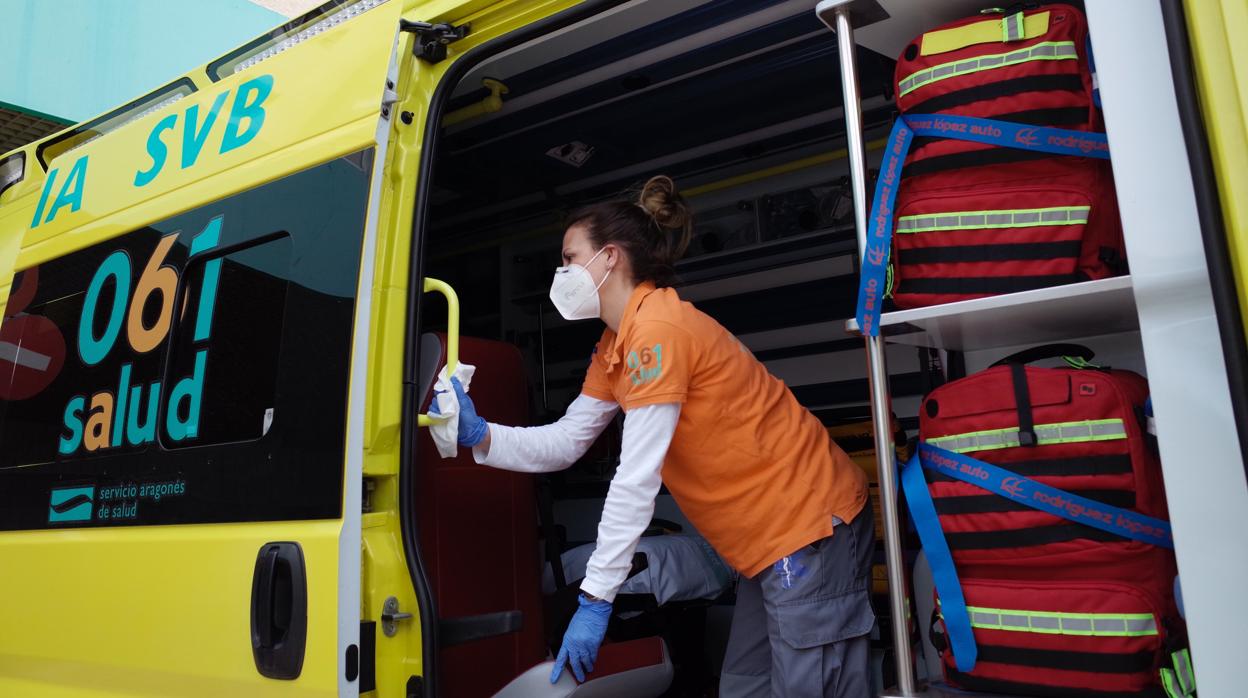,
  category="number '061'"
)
[58,217,223,456]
